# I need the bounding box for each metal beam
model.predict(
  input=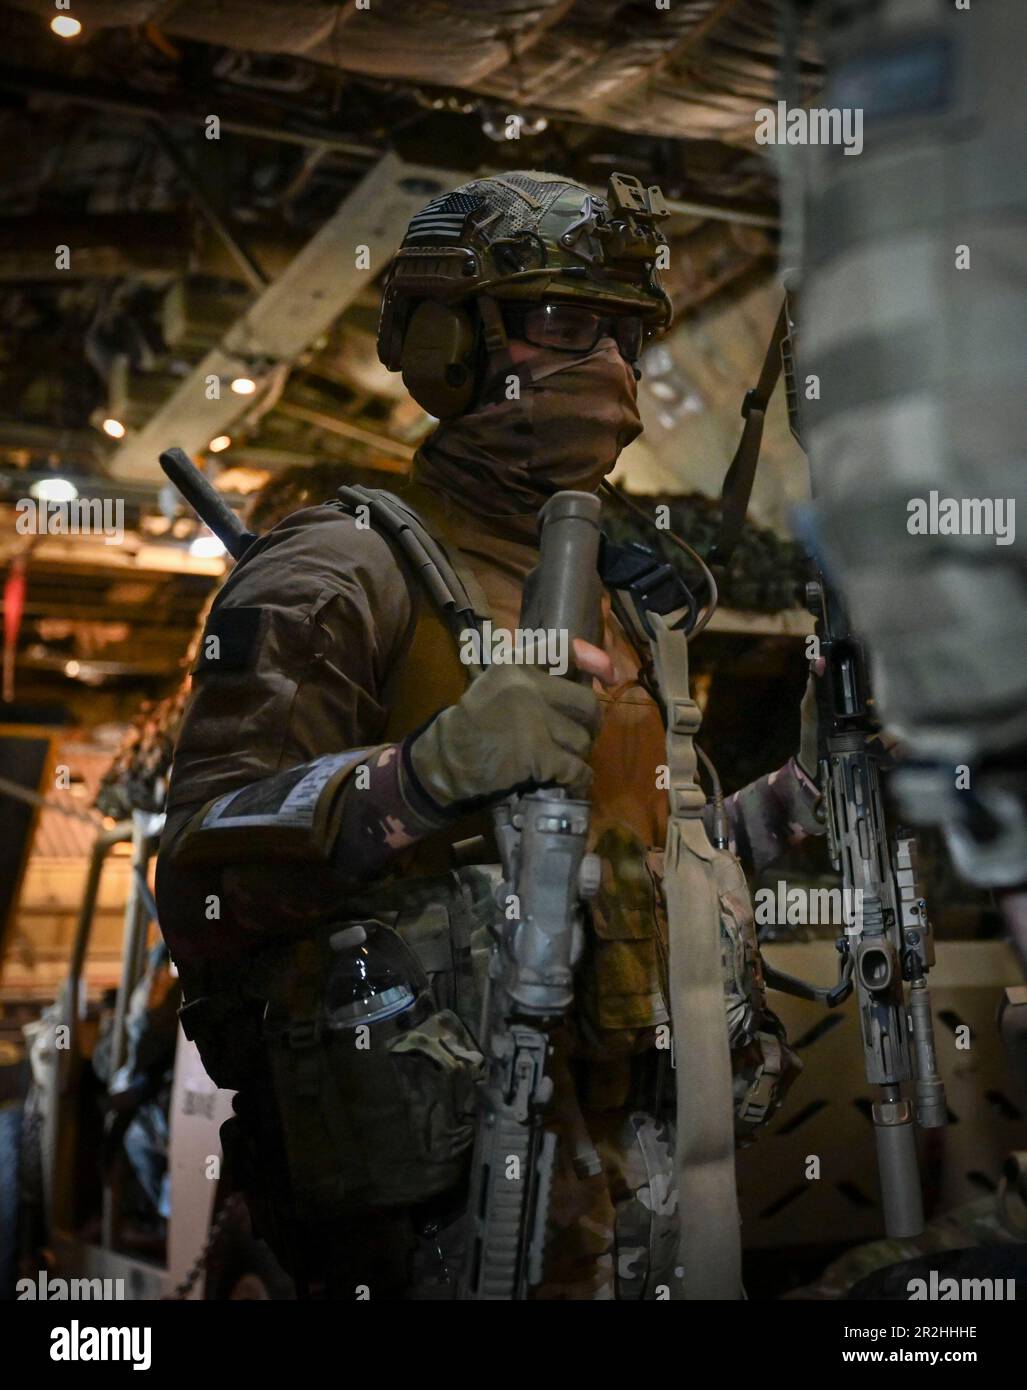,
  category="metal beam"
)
[145,122,269,293]
[107,154,463,482]
[0,467,246,512]
[0,212,190,282]
[0,66,779,229]
[12,535,225,576]
[0,64,378,159]
[273,401,413,467]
